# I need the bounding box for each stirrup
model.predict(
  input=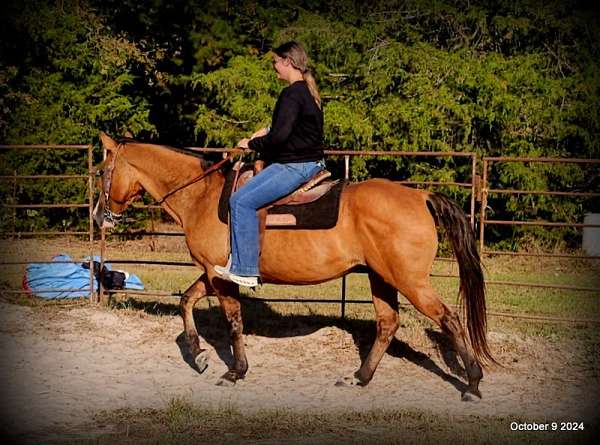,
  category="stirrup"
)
[230,274,258,287]
[214,265,258,288]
